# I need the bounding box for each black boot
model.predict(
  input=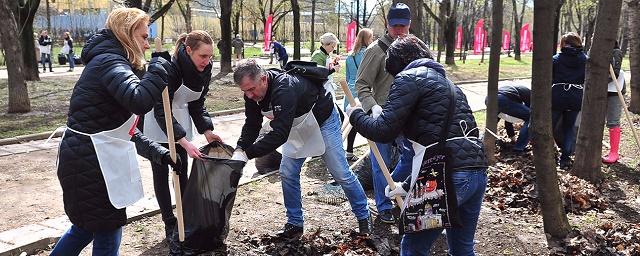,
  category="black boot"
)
[275,223,303,241]
[164,216,177,241]
[358,216,373,235]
